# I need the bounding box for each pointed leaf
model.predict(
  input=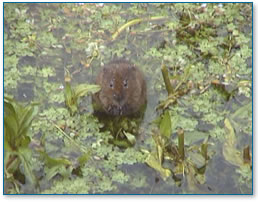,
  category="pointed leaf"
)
[39,150,71,168]
[159,110,172,138]
[4,100,16,118]
[223,118,243,166]
[64,81,74,106]
[123,131,136,145]
[4,115,19,145]
[45,165,65,181]
[145,152,171,181]
[18,148,38,187]
[18,105,38,137]
[74,84,101,98]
